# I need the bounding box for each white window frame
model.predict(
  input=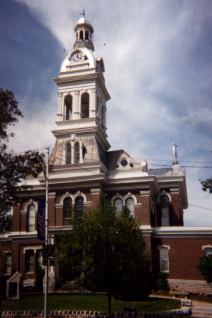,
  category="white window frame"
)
[202,245,212,256]
[158,245,170,273]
